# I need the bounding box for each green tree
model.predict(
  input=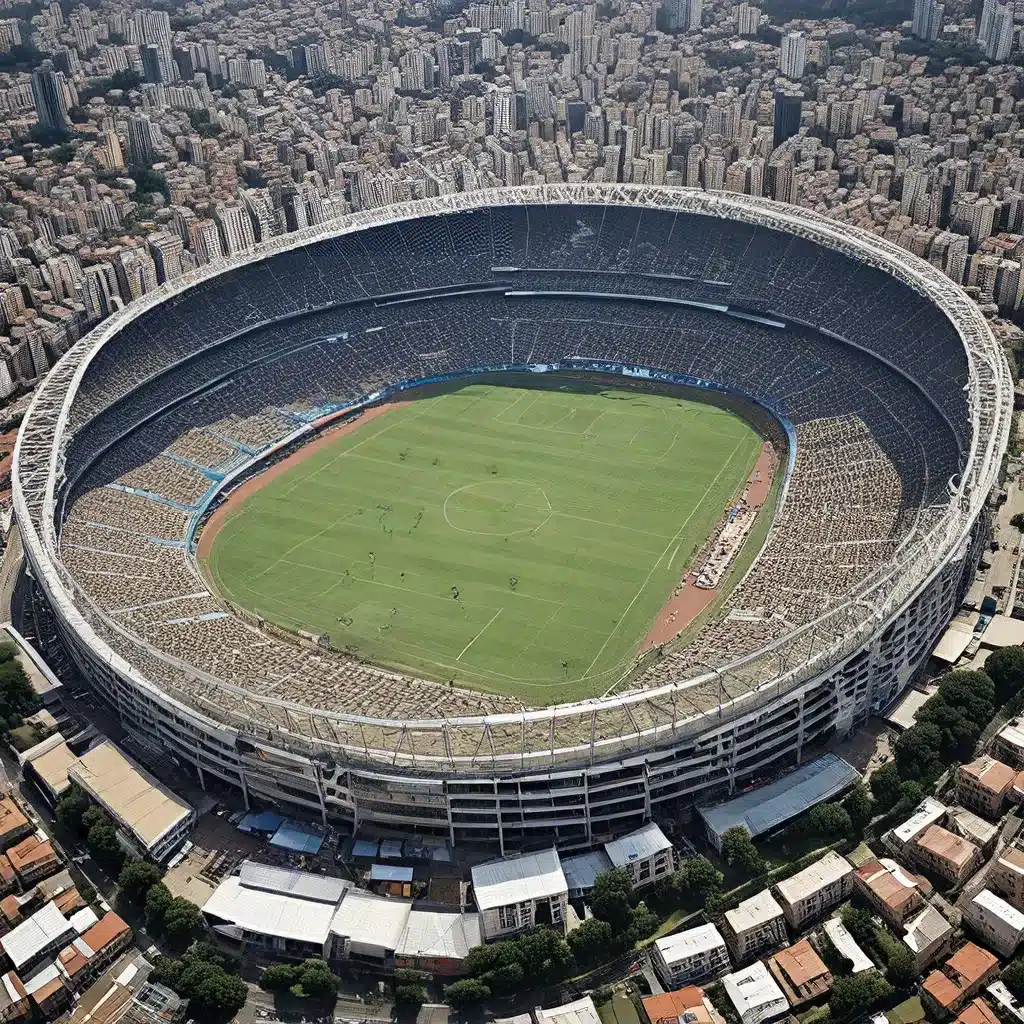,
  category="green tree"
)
[842,783,874,833]
[395,984,428,1006]
[681,855,723,898]
[804,802,853,837]
[870,764,904,811]
[289,959,338,1000]
[0,645,38,727]
[118,858,164,908]
[590,868,634,931]
[444,977,491,1009]
[628,902,659,942]
[145,883,173,930]
[515,927,573,984]
[885,942,916,987]
[829,972,893,1021]
[893,781,924,818]
[160,898,205,949]
[721,826,765,876]
[259,963,297,991]
[81,805,110,832]
[894,721,944,781]
[150,944,244,1024]
[567,917,615,967]
[1012,513,1024,532]
[55,785,91,834]
[1004,959,1024,999]
[984,646,1024,703]
[86,820,125,872]
[840,905,876,949]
